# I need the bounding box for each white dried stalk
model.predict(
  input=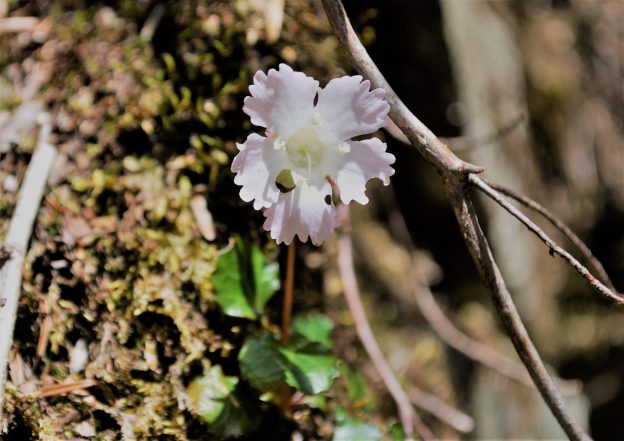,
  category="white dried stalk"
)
[0,116,55,415]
